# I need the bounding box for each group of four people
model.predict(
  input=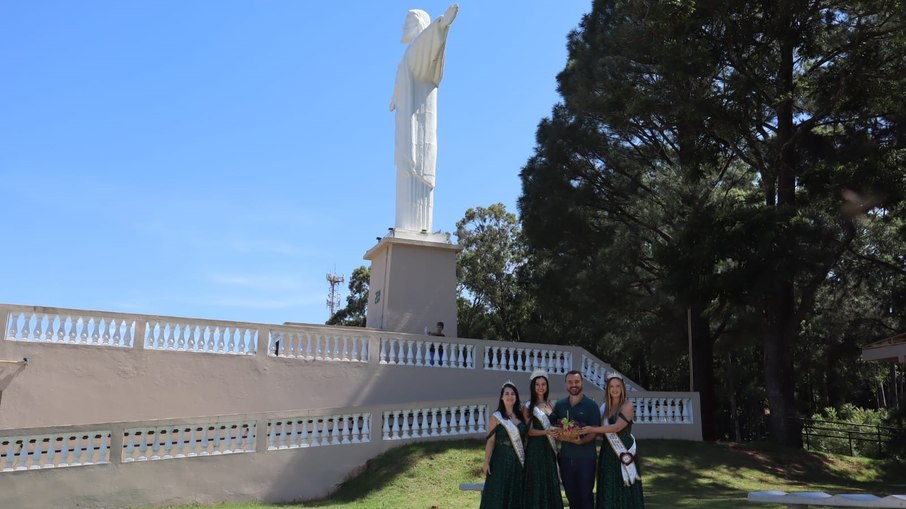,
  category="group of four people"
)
[480,370,645,509]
